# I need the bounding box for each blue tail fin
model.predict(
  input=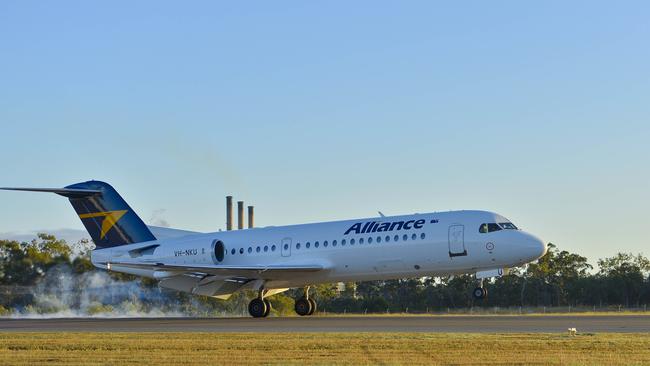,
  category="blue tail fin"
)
[1,180,155,248]
[64,181,156,248]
